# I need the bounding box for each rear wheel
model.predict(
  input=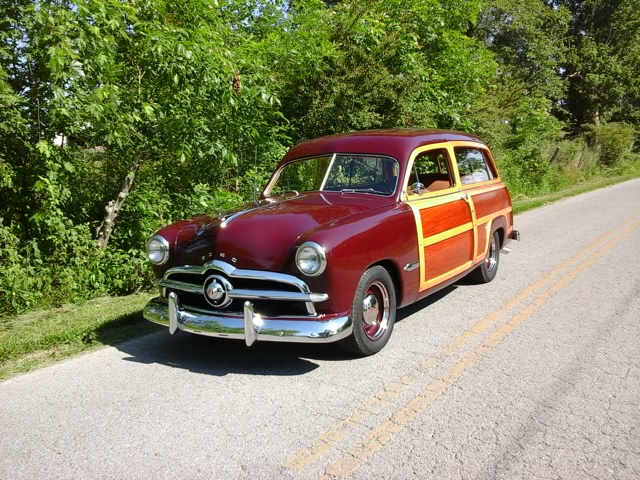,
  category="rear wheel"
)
[469,230,500,283]
[340,266,397,356]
